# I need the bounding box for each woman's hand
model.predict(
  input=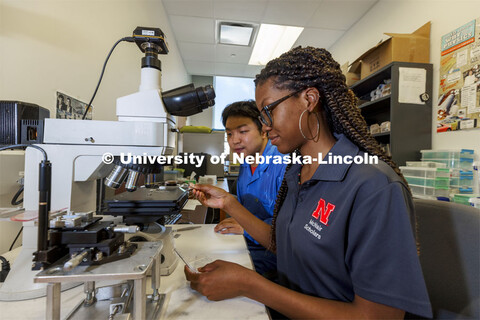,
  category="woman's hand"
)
[191,184,234,210]
[214,217,244,234]
[184,260,255,301]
